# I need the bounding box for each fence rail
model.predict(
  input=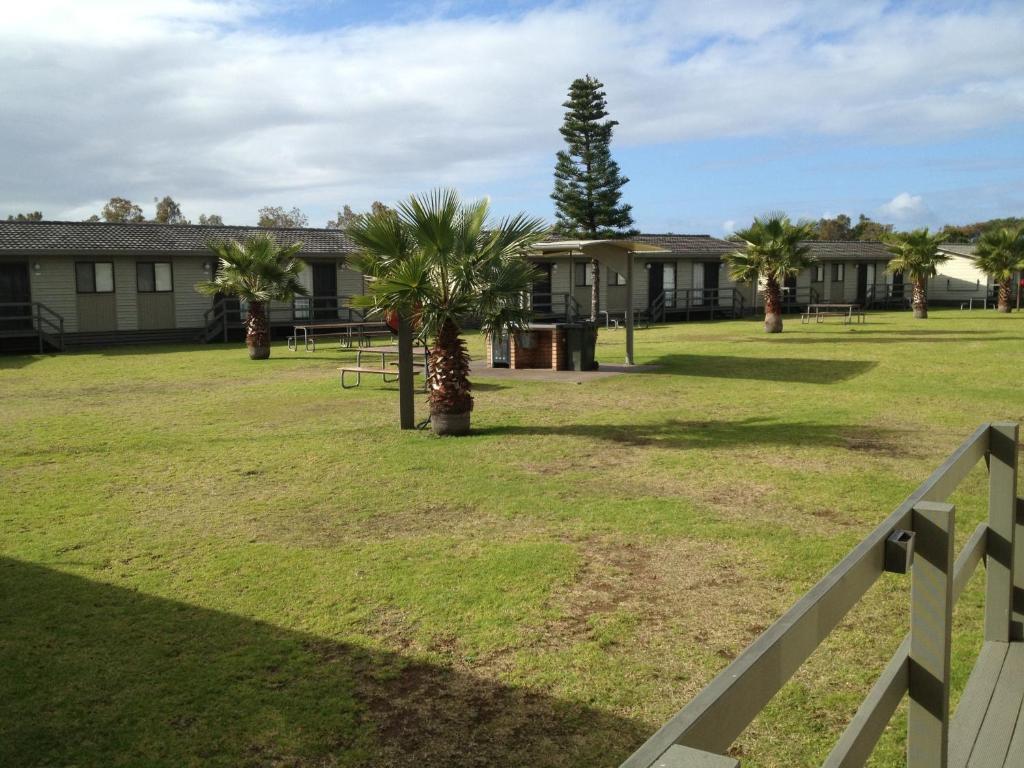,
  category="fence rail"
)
[621,422,1020,768]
